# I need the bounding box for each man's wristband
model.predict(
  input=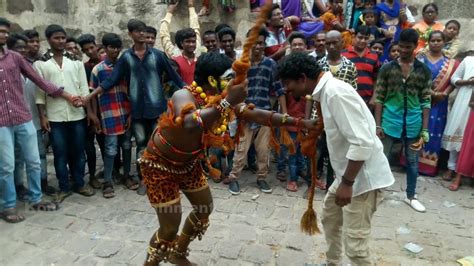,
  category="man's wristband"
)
[341,176,355,186]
